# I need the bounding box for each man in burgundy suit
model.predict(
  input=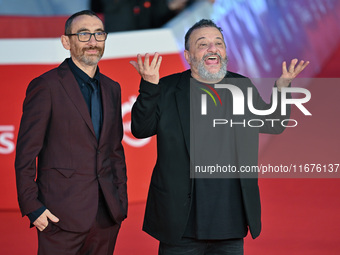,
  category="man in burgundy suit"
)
[15,10,127,255]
